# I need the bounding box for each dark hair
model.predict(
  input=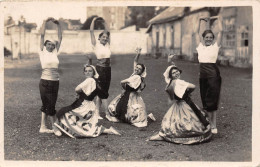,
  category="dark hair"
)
[136,63,145,75]
[83,65,95,76]
[169,66,182,79]
[202,30,215,39]
[44,40,56,48]
[98,31,110,40]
